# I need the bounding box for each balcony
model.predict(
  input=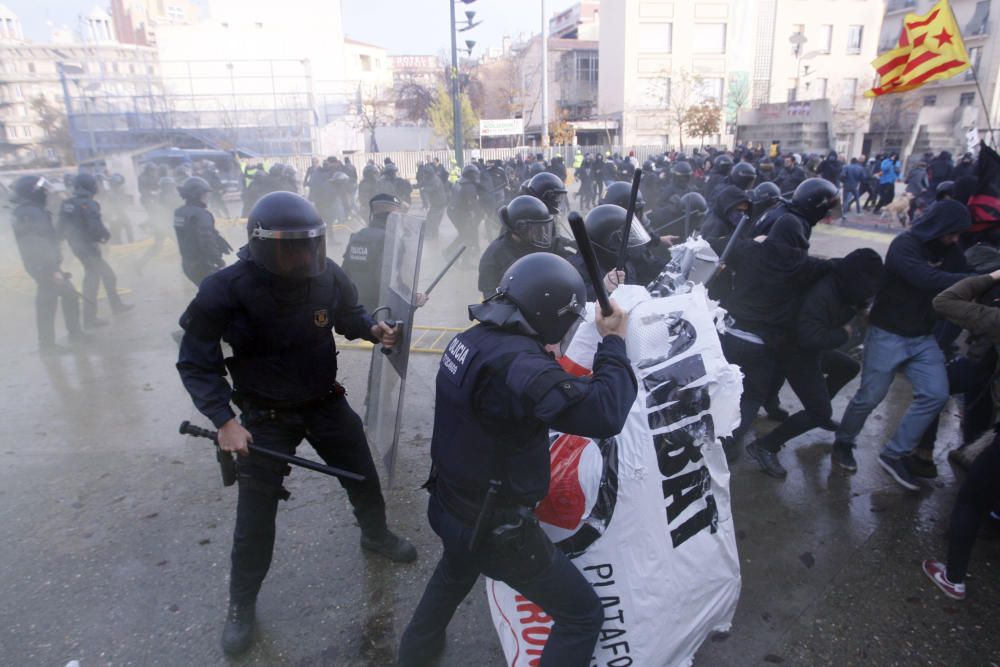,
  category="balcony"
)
[886,0,917,13]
